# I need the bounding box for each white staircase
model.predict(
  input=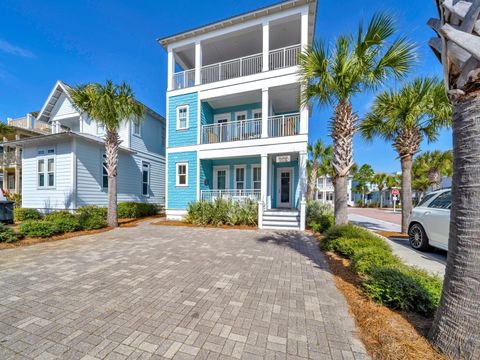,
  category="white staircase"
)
[262,209,300,230]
